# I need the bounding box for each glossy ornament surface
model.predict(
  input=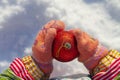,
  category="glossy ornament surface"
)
[52,31,79,62]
